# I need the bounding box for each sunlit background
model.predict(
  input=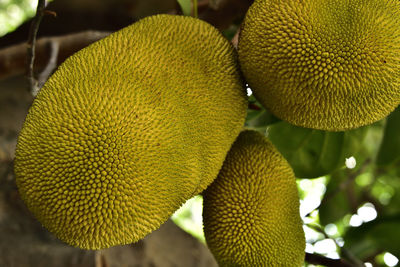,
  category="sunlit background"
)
[1,1,399,266]
[0,0,38,36]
